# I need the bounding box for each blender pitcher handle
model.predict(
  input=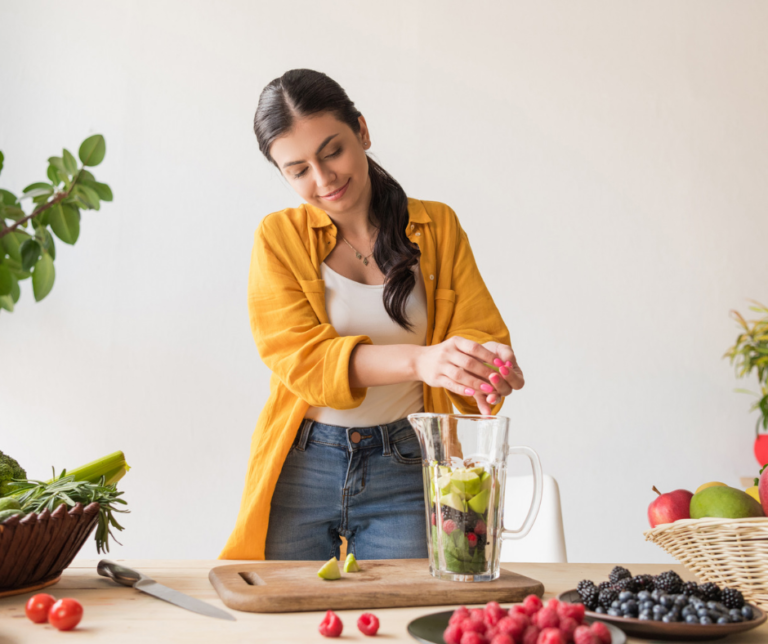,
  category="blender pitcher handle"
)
[501,446,543,540]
